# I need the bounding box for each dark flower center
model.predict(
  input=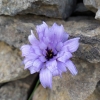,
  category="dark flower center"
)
[45,48,55,60]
